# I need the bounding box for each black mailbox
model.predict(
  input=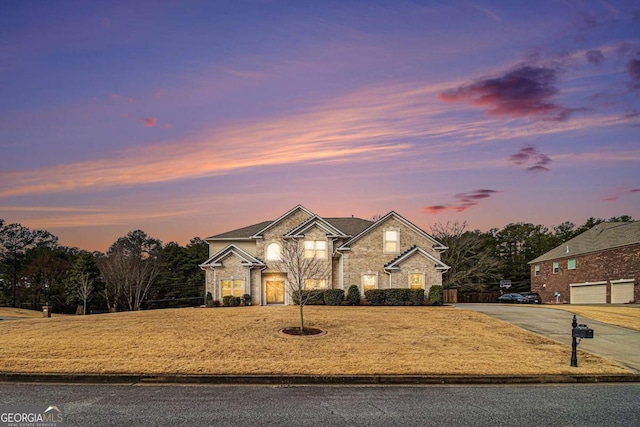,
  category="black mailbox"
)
[572,324,594,339]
